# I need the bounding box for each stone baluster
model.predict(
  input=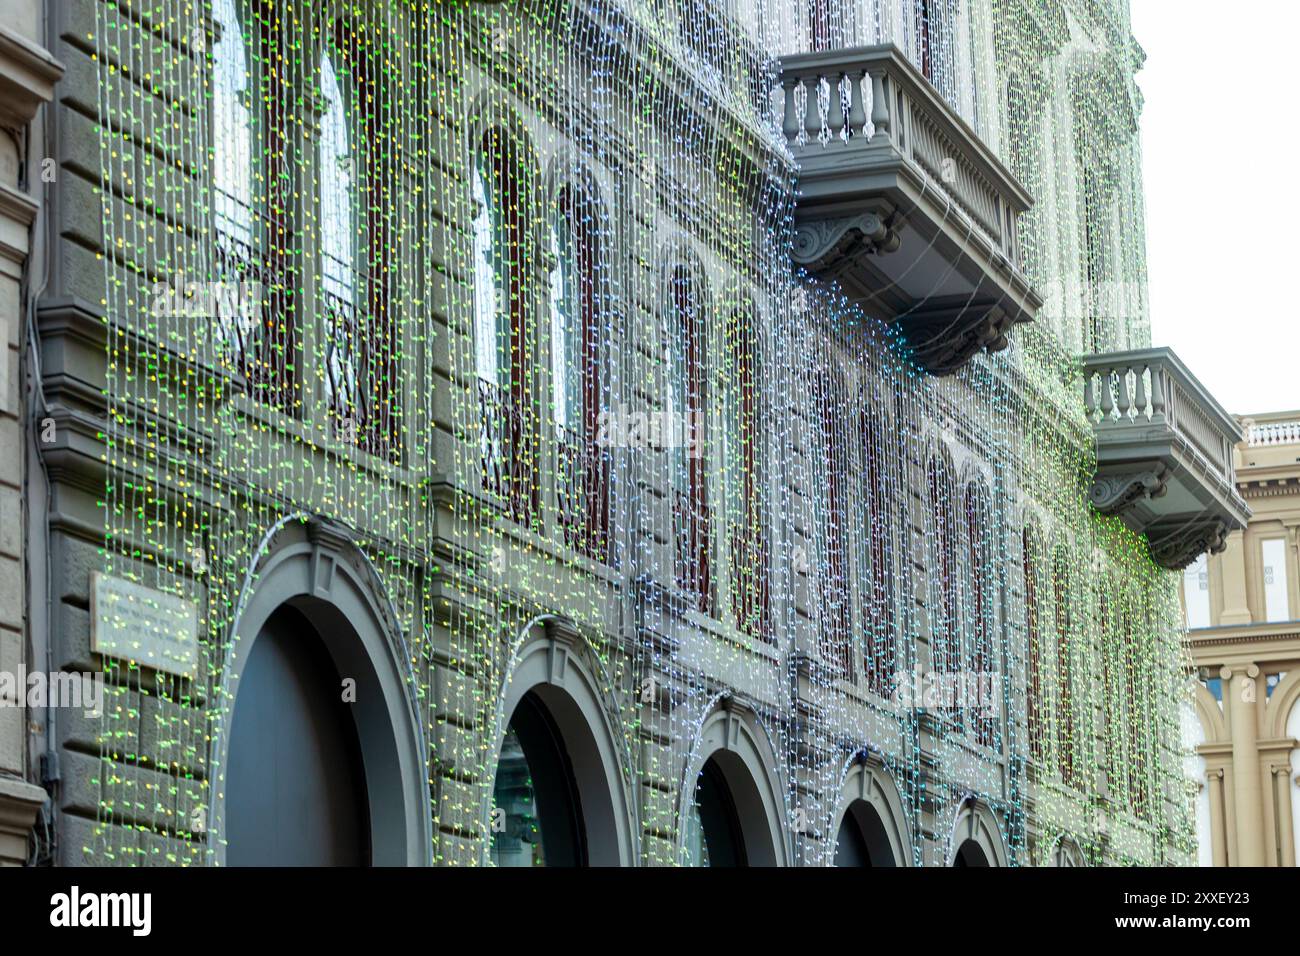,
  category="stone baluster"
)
[781,77,800,144]
[868,67,890,143]
[825,72,845,142]
[1133,362,1148,420]
[1150,361,1167,423]
[847,70,866,139]
[1084,372,1097,420]
[803,74,821,144]
[1117,365,1133,419]
[1100,367,1115,419]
